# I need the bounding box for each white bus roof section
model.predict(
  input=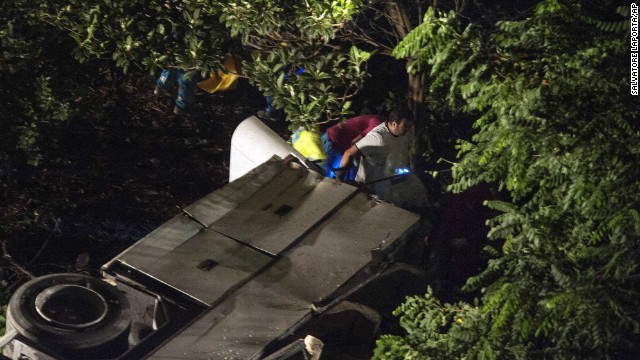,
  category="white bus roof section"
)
[211,162,355,255]
[148,160,419,359]
[105,158,419,359]
[106,158,356,305]
[229,116,306,182]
